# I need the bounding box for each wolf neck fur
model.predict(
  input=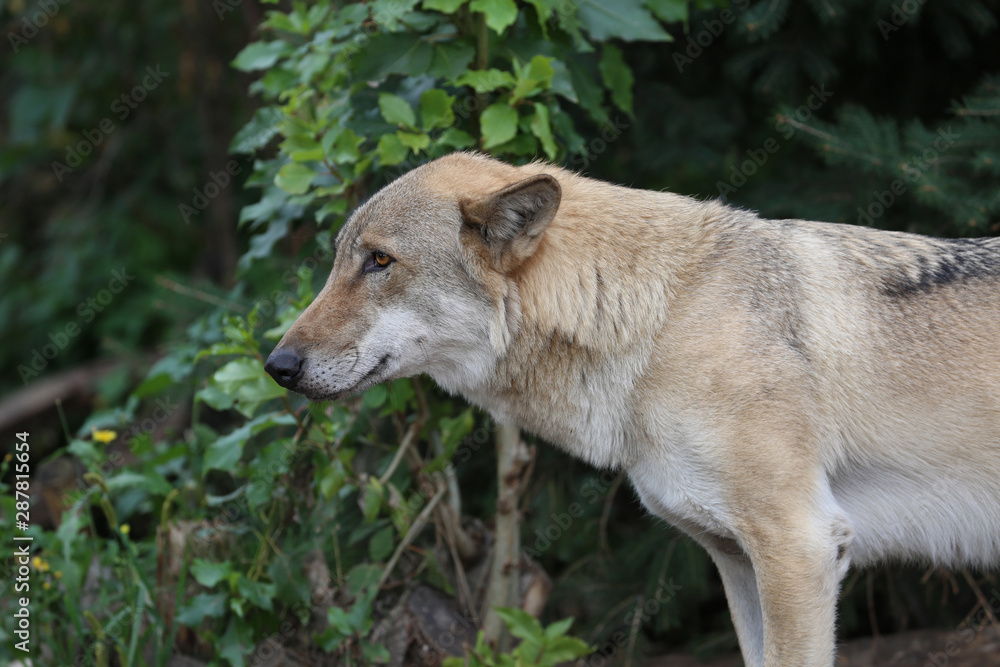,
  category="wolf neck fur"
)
[468,178,727,468]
